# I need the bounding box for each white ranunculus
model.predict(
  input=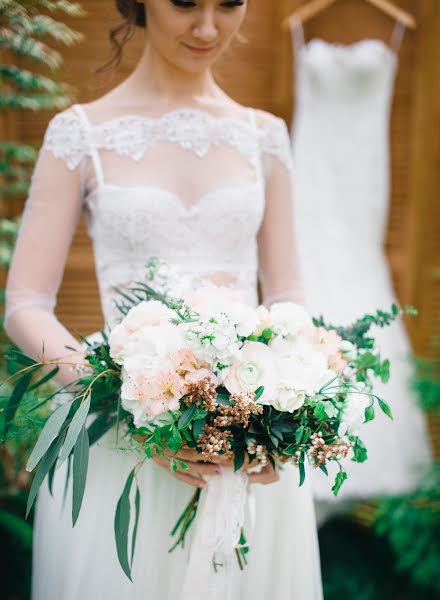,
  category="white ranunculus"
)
[269,302,312,338]
[222,341,278,404]
[338,383,370,436]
